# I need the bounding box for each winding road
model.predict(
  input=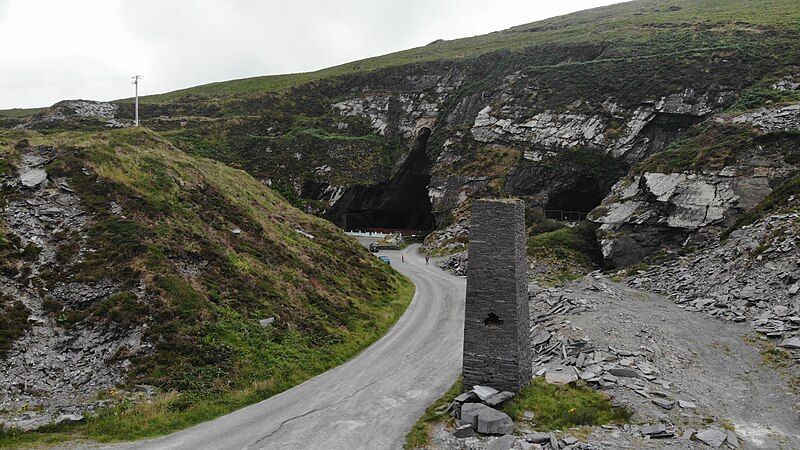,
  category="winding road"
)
[114,242,465,450]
